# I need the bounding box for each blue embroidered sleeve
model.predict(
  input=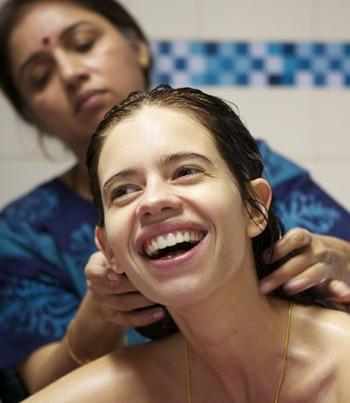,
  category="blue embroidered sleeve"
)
[257,140,350,240]
[0,180,96,369]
